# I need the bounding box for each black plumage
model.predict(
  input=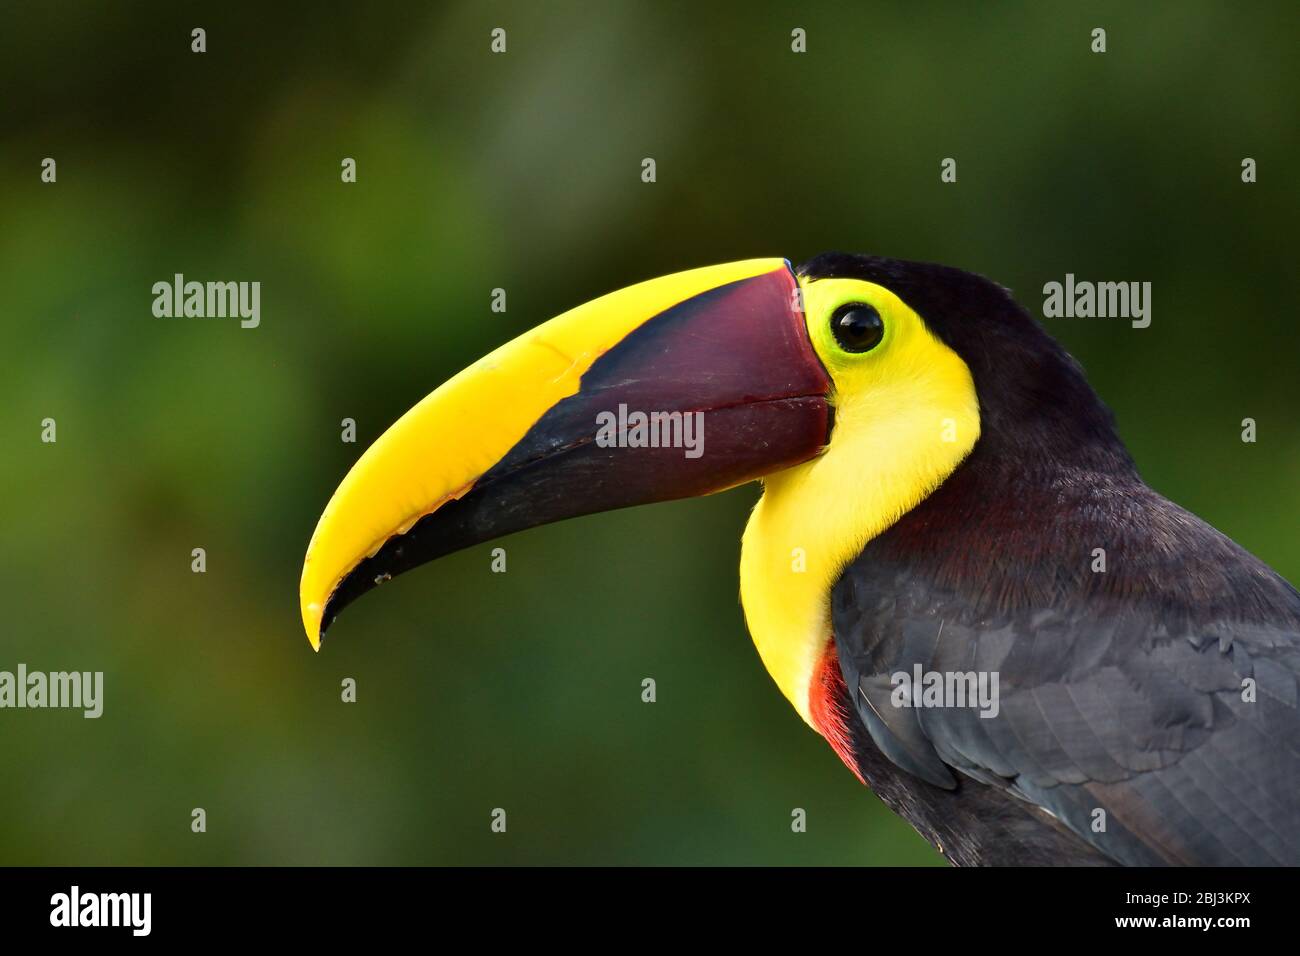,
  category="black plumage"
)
[802,254,1300,866]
